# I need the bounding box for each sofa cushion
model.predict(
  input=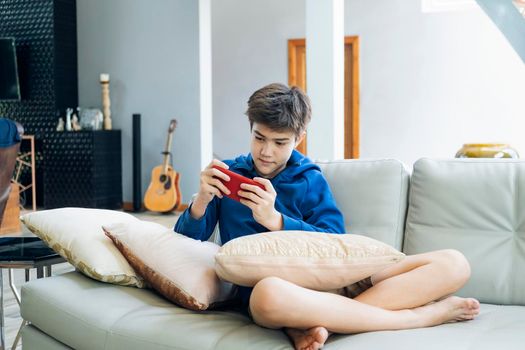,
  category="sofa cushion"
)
[21,272,278,350]
[323,304,525,350]
[316,159,409,250]
[20,208,144,287]
[404,158,525,305]
[21,271,525,350]
[21,326,71,350]
[103,221,234,311]
[215,230,405,290]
